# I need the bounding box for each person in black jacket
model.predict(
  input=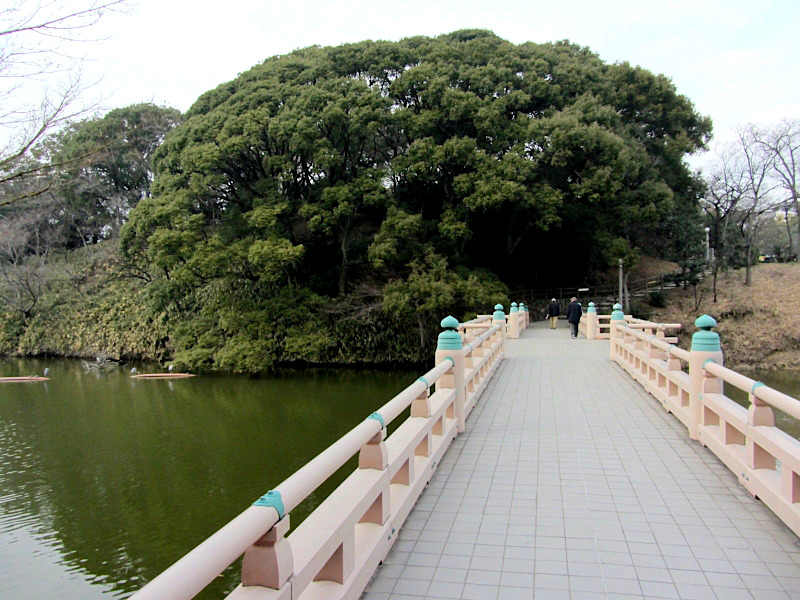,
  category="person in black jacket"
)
[566,297,582,339]
[545,298,560,329]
